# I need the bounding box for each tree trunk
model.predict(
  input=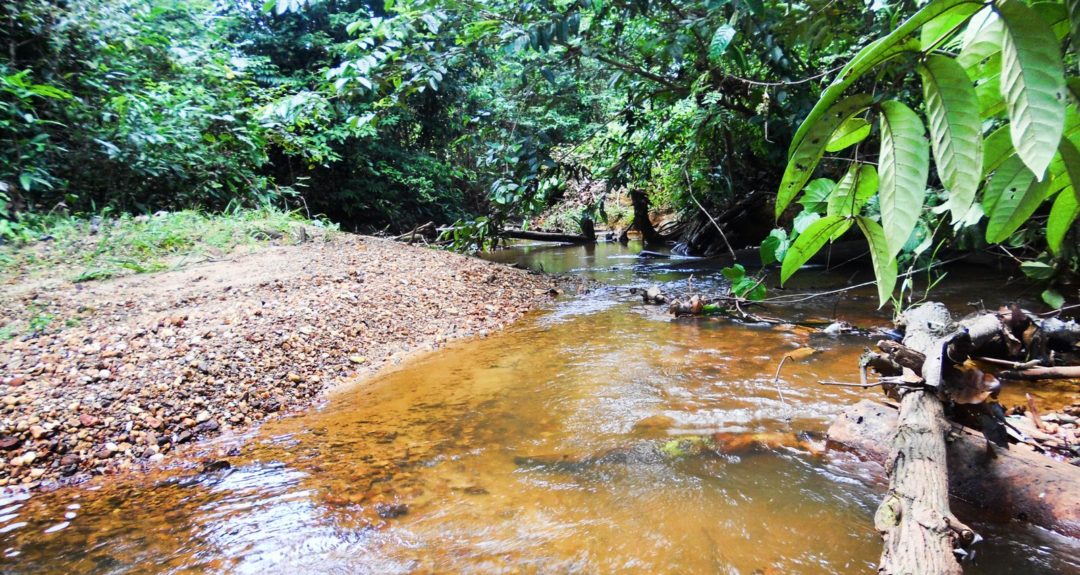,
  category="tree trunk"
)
[875,390,966,575]
[830,400,1080,538]
[876,303,968,575]
[629,189,664,244]
[500,229,595,243]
